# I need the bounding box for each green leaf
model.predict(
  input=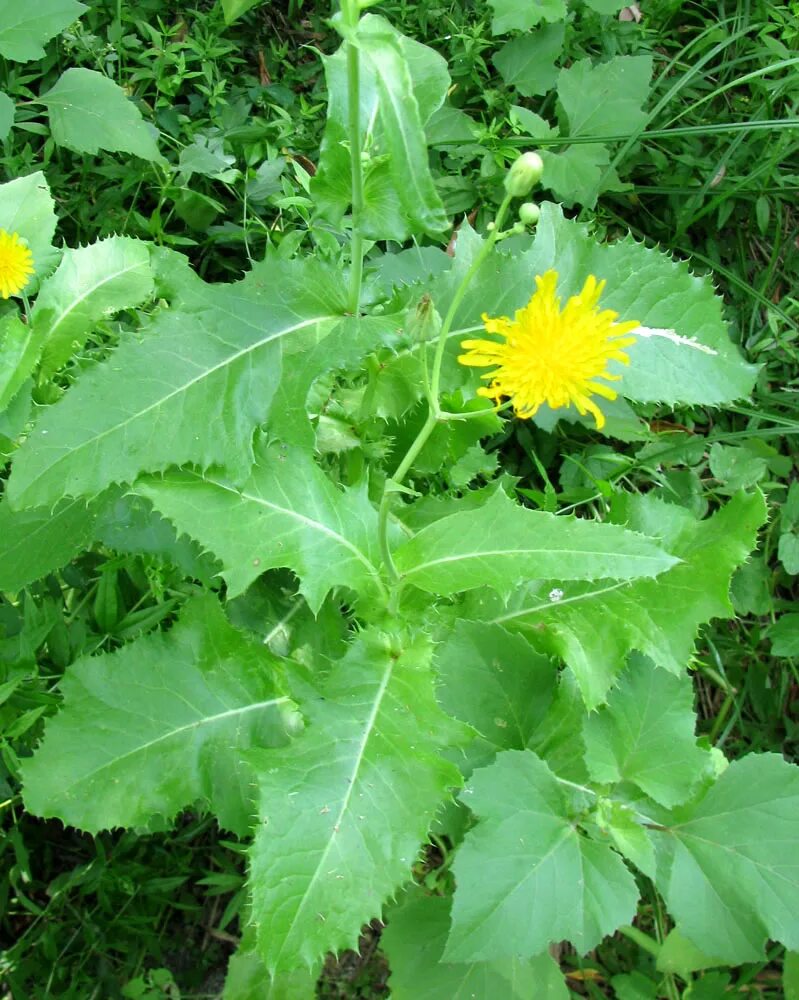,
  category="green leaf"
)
[485,491,765,706]
[247,629,466,972]
[446,750,639,961]
[488,0,567,34]
[6,260,344,508]
[383,886,568,999]
[434,620,558,758]
[651,753,799,963]
[0,91,14,139]
[584,656,711,807]
[38,68,164,161]
[583,0,627,10]
[529,204,760,405]
[137,443,386,612]
[393,488,677,599]
[539,144,612,208]
[223,928,319,1000]
[778,534,799,575]
[219,0,261,24]
[0,497,98,592]
[768,613,799,657]
[21,598,294,835]
[494,24,564,98]
[785,951,799,1000]
[0,315,39,412]
[656,929,724,976]
[557,56,653,138]
[0,172,58,283]
[312,16,449,241]
[709,442,768,493]
[32,236,154,378]
[0,0,86,62]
